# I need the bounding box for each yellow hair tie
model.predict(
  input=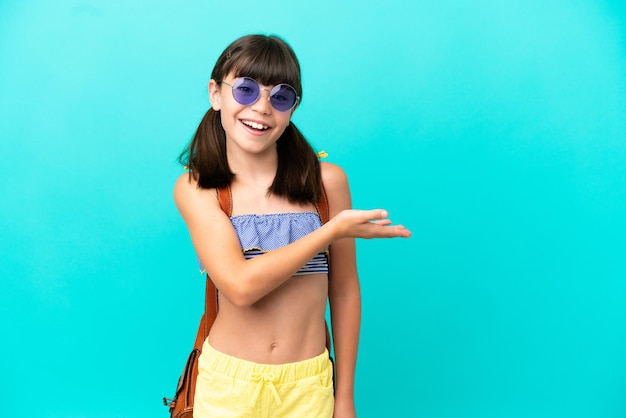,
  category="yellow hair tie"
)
[317,150,328,159]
